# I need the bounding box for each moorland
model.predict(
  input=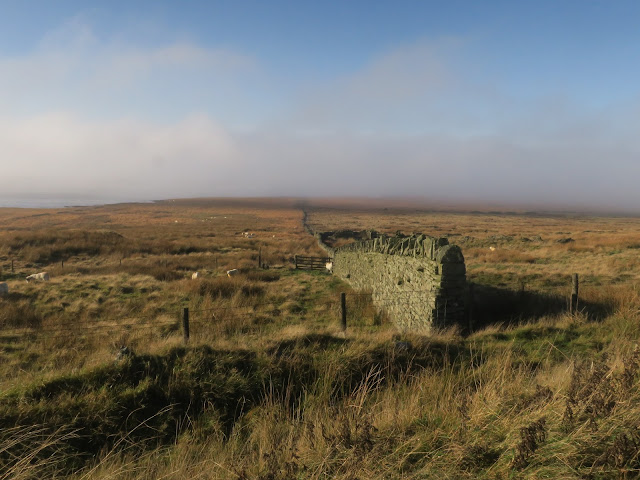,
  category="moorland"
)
[2,197,640,478]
